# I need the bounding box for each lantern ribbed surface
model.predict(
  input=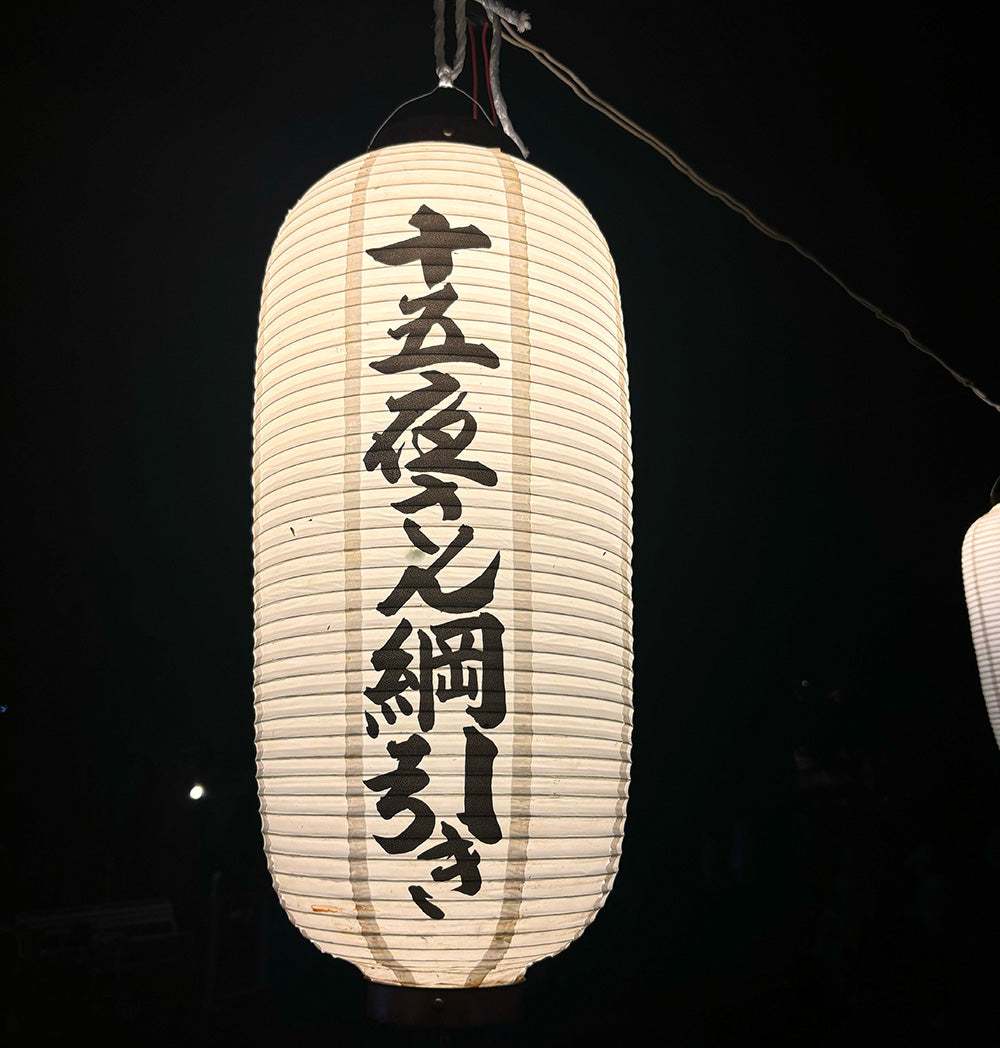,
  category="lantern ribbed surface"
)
[252,141,632,988]
[962,503,1000,750]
